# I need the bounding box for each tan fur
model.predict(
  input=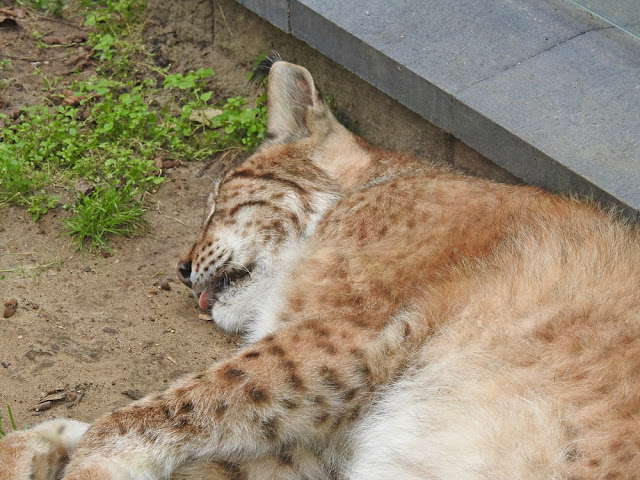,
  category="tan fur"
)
[2,60,639,479]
